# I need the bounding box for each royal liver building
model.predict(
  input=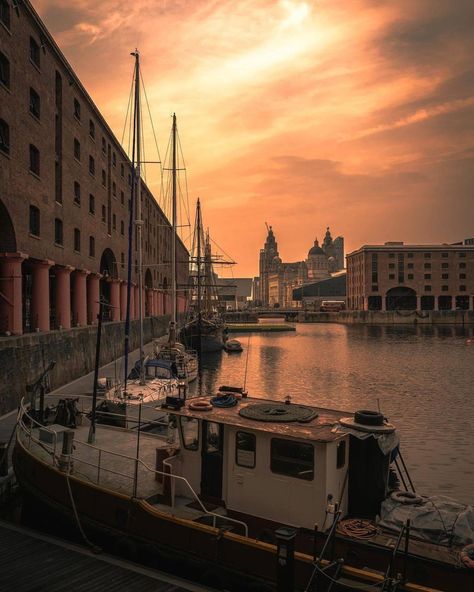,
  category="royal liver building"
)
[257,226,344,307]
